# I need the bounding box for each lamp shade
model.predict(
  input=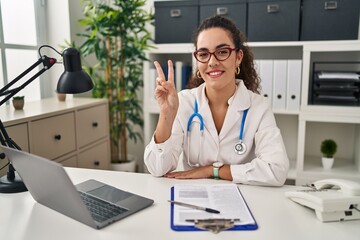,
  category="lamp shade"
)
[56,48,94,93]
